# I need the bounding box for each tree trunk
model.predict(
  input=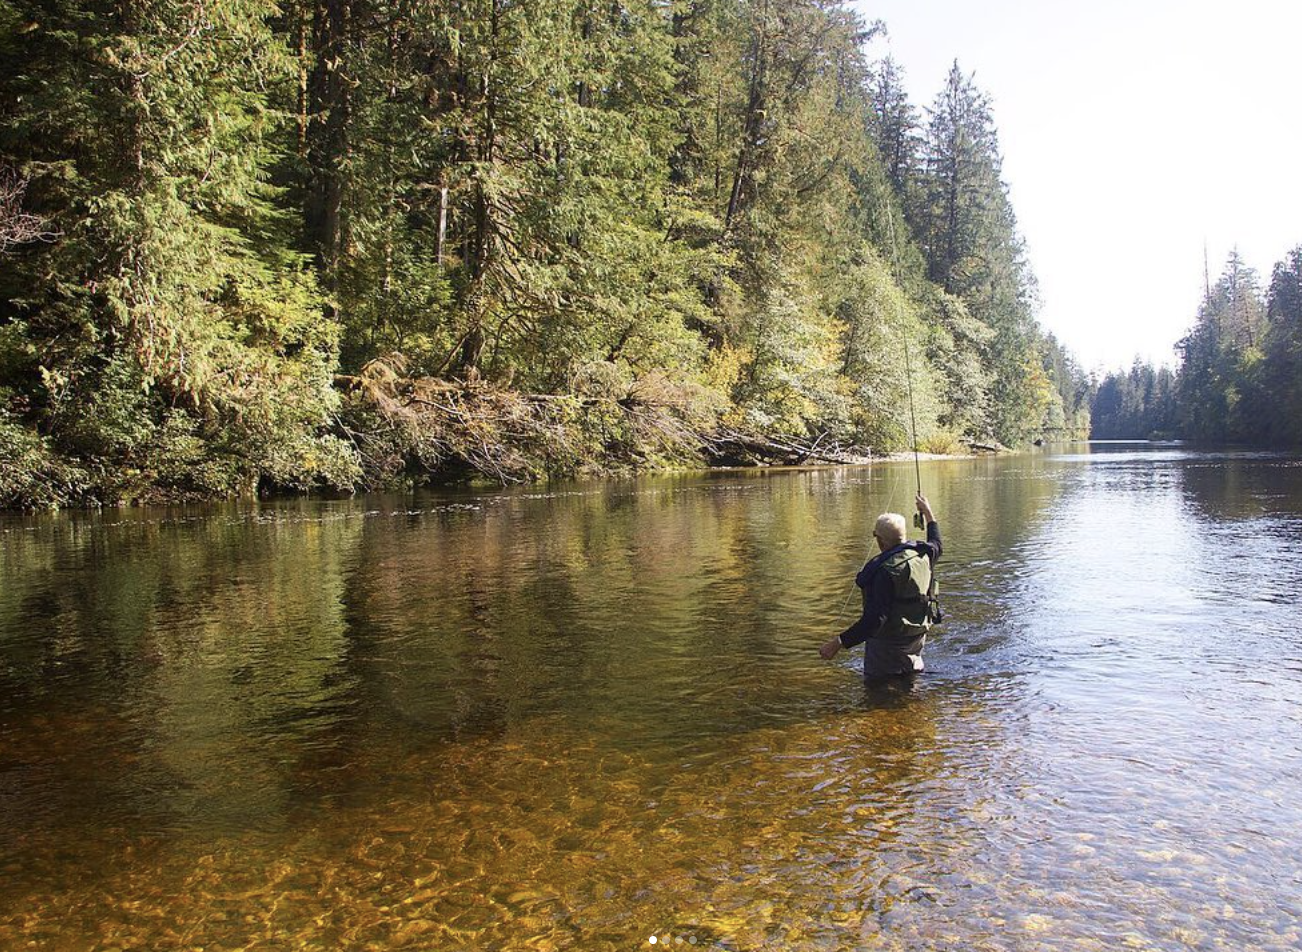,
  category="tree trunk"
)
[306,0,353,305]
[723,1,768,238]
[295,0,309,158]
[453,0,500,378]
[436,185,449,266]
